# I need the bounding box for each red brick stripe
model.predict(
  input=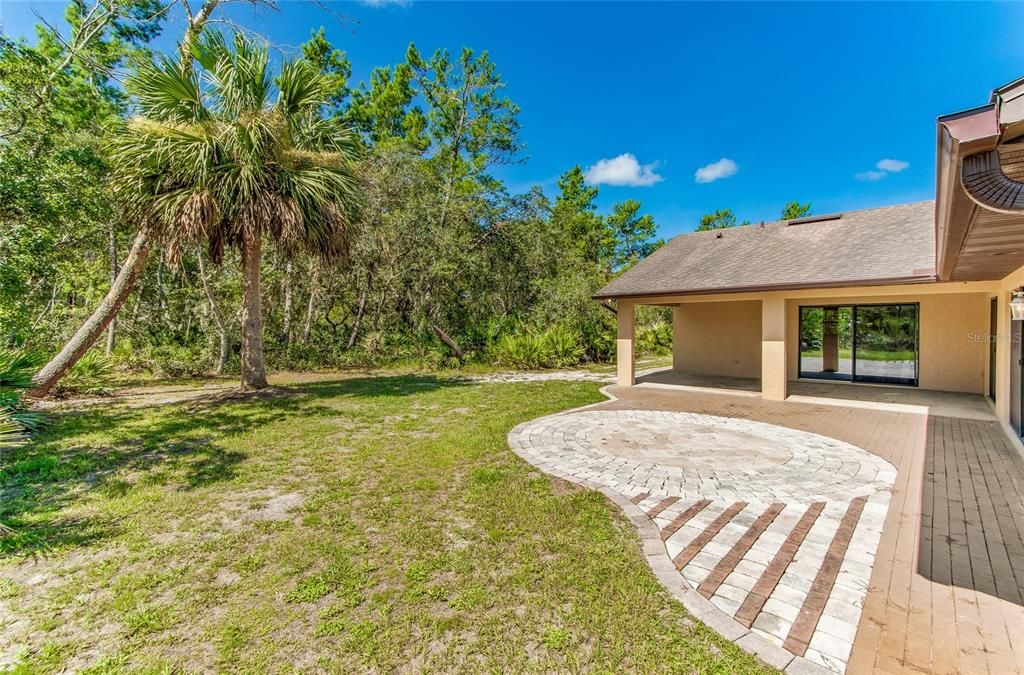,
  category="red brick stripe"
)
[629,492,651,505]
[783,496,868,656]
[698,502,785,599]
[661,499,713,541]
[646,496,680,519]
[673,502,748,570]
[735,501,826,628]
